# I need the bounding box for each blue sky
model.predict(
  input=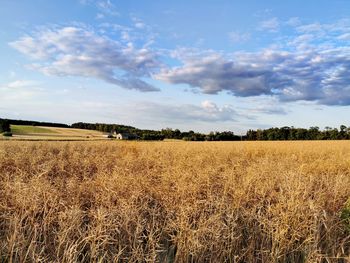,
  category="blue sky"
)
[1,0,350,133]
